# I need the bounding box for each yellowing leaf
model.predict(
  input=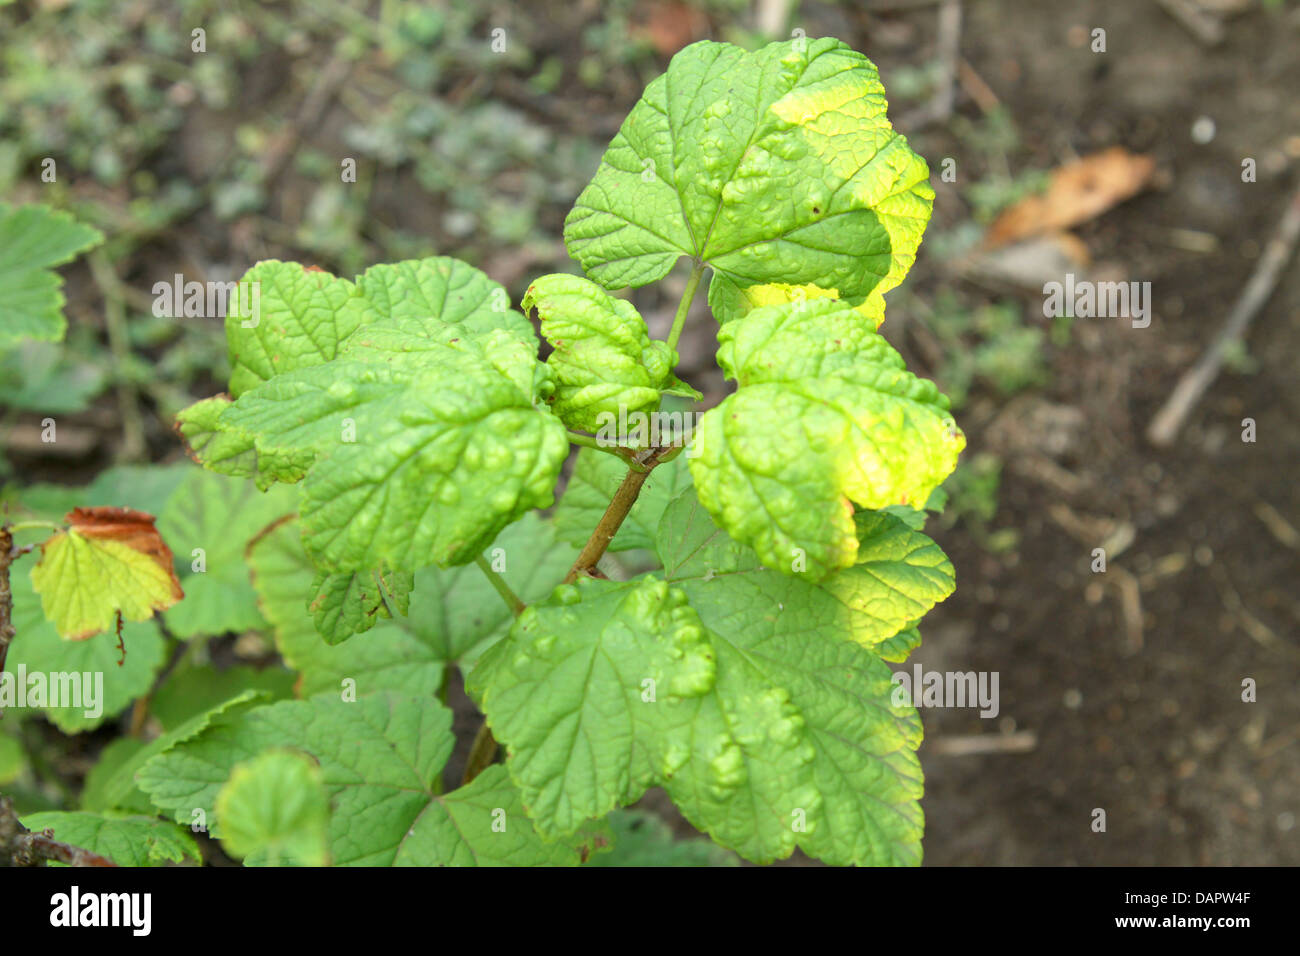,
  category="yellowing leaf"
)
[30,507,184,640]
